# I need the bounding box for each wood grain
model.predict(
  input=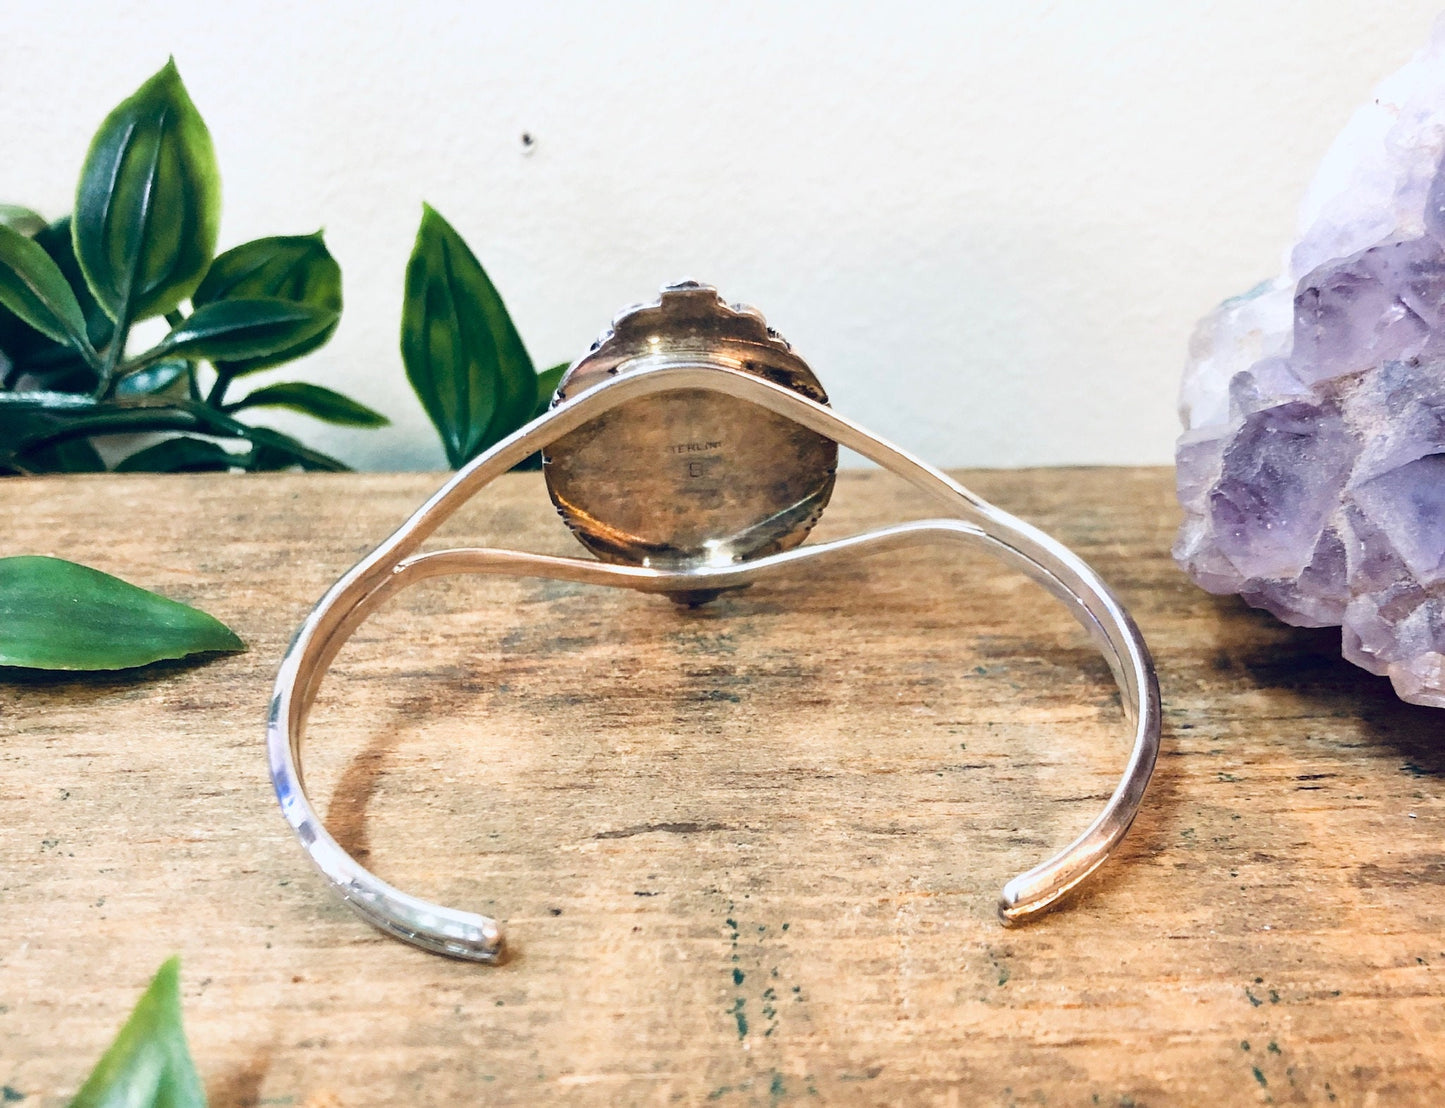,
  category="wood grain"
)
[0,467,1441,1106]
